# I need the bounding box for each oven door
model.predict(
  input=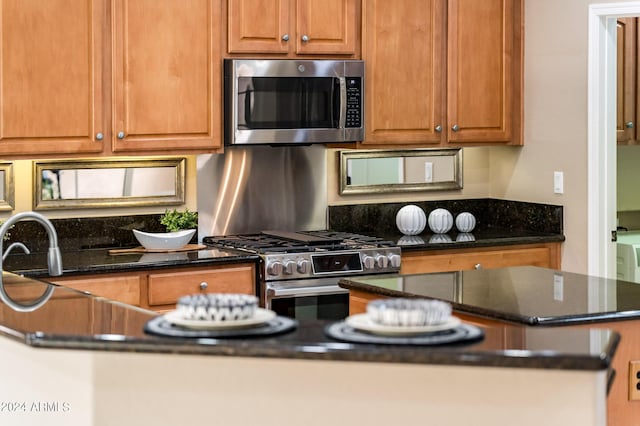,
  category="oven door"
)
[265,277,350,321]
